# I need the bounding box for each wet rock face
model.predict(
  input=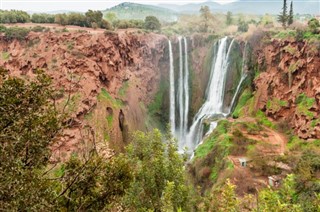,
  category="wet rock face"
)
[253,38,320,139]
[0,30,168,160]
